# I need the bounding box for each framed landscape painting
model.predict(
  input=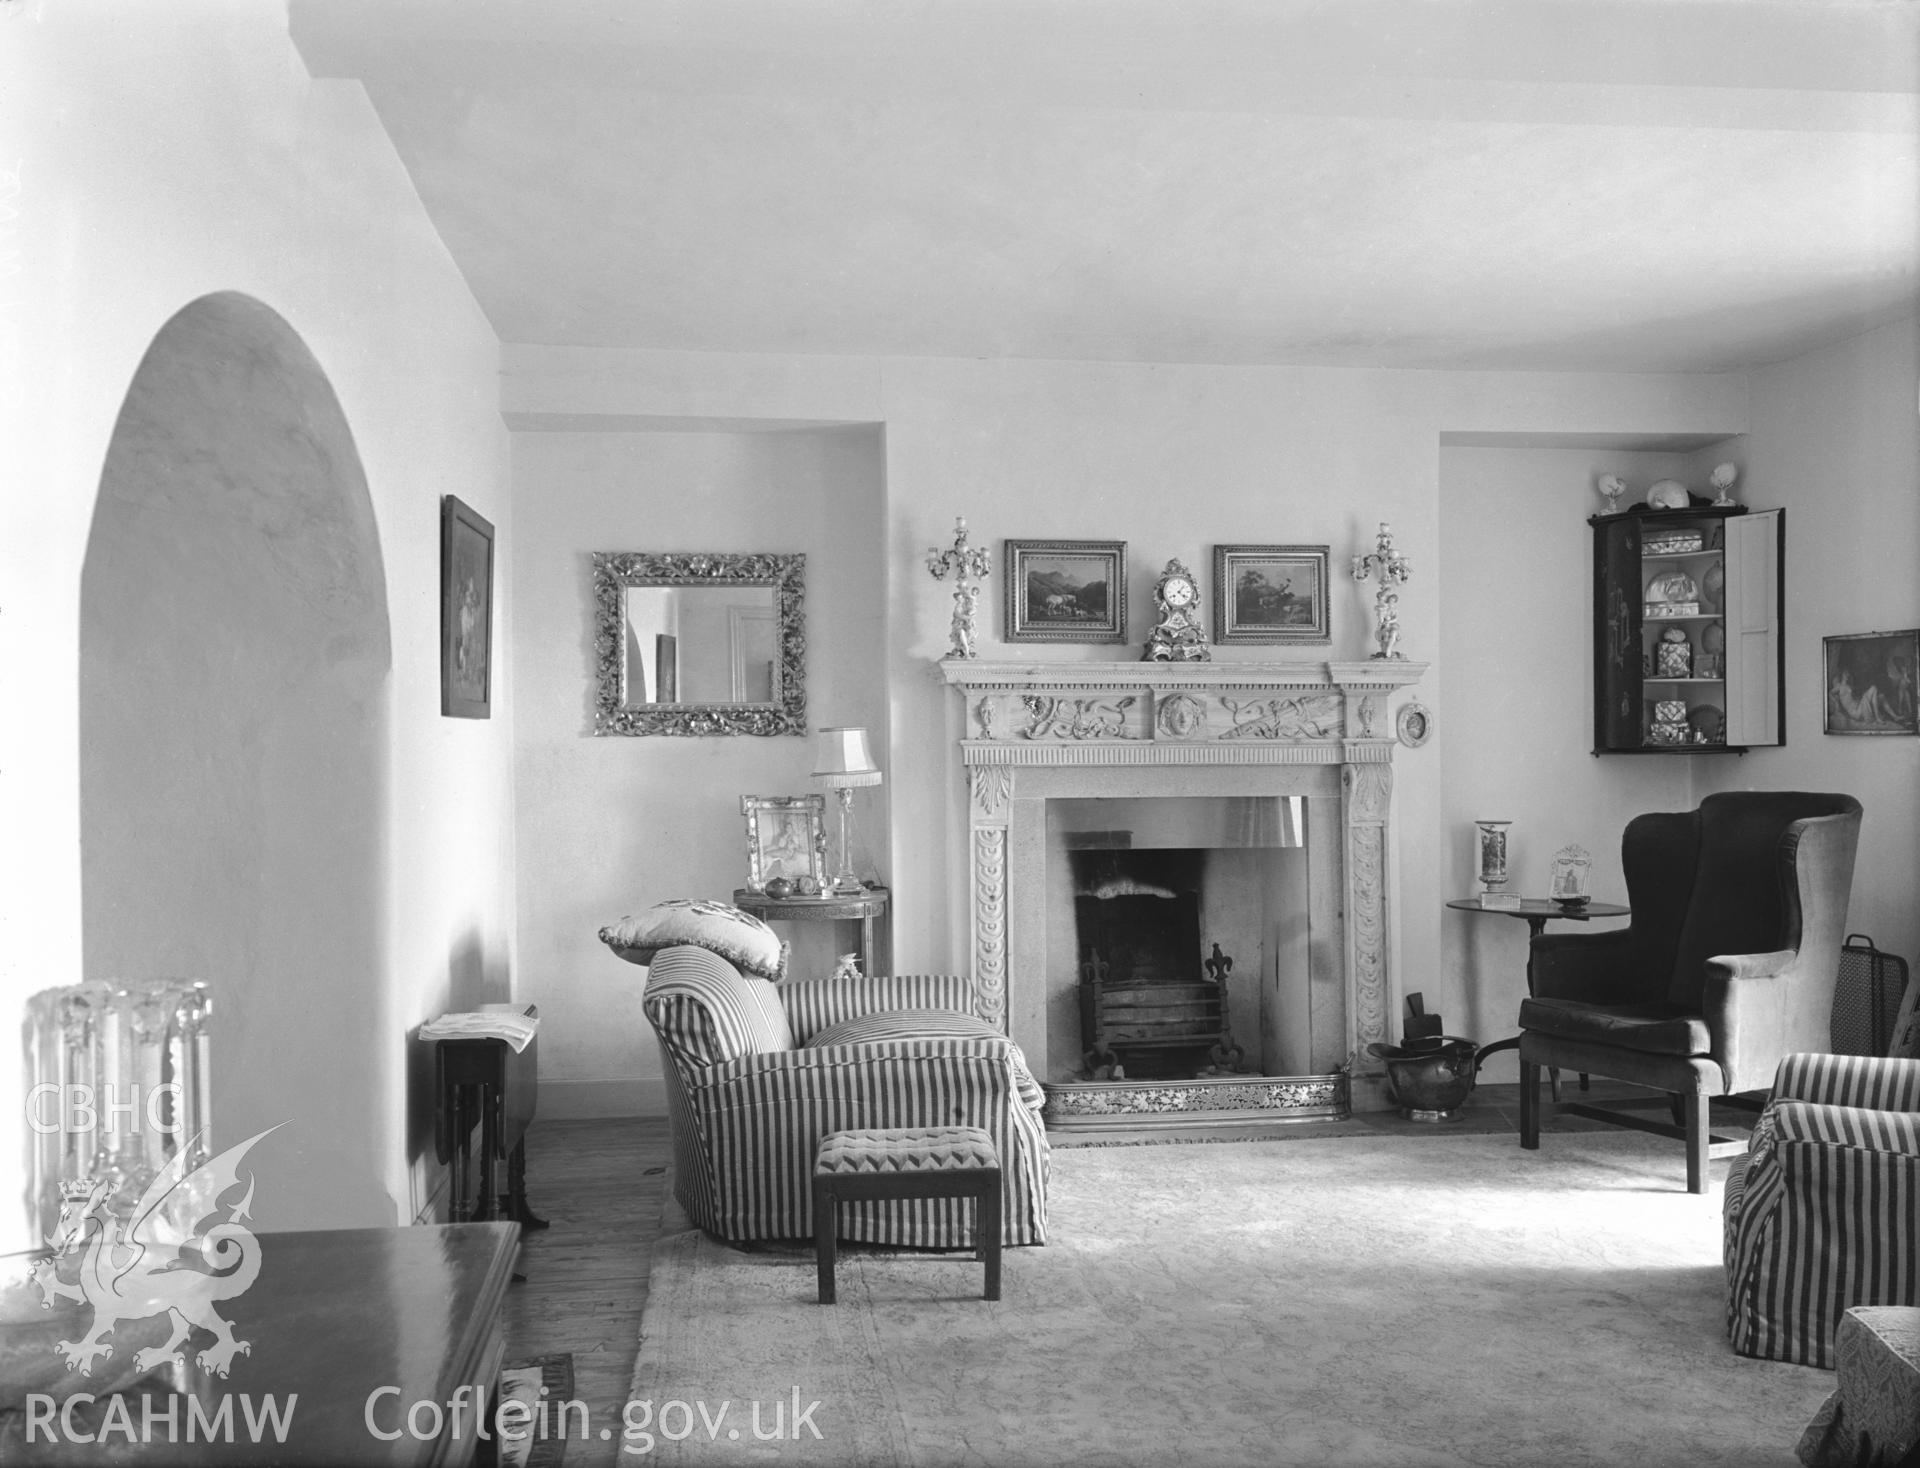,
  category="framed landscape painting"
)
[1005,539,1126,643]
[441,495,495,718]
[1824,630,1919,736]
[1213,544,1330,644]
